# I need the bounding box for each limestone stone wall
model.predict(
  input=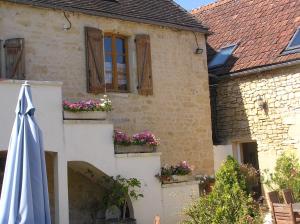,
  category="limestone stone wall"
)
[215,64,300,170]
[0,1,214,174]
